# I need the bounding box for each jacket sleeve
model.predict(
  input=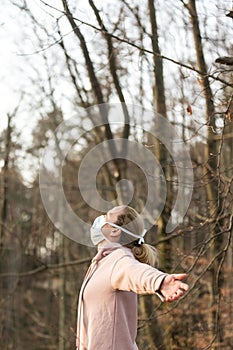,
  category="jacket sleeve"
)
[110,254,167,295]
